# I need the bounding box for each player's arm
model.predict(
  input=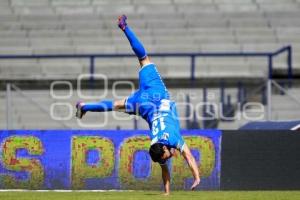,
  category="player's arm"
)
[118,15,151,68]
[181,144,201,190]
[75,99,126,119]
[160,164,170,195]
